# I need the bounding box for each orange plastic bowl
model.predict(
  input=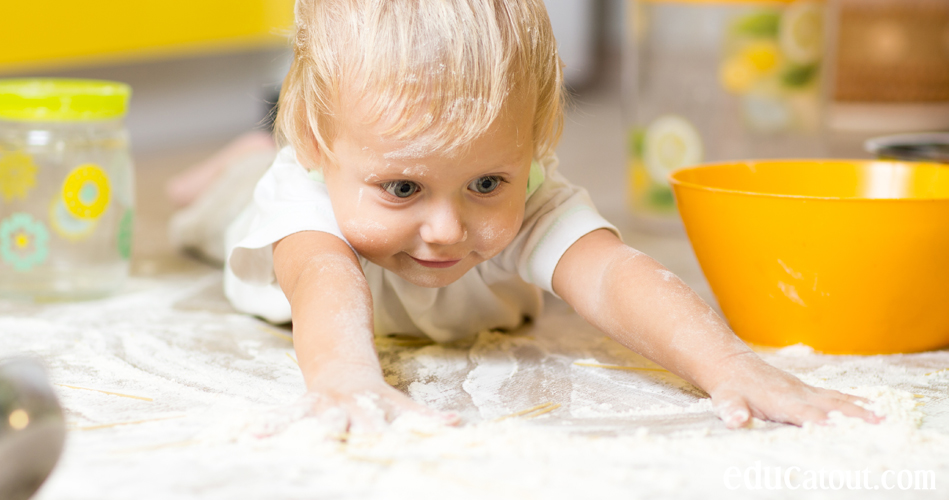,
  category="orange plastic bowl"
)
[669,160,949,354]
